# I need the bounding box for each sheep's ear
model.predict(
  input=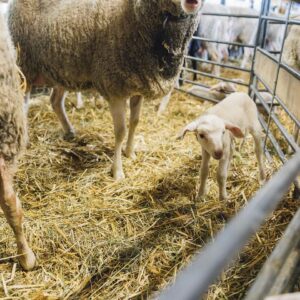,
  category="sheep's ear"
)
[225,122,244,138]
[224,83,237,93]
[177,120,199,140]
[210,83,223,92]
